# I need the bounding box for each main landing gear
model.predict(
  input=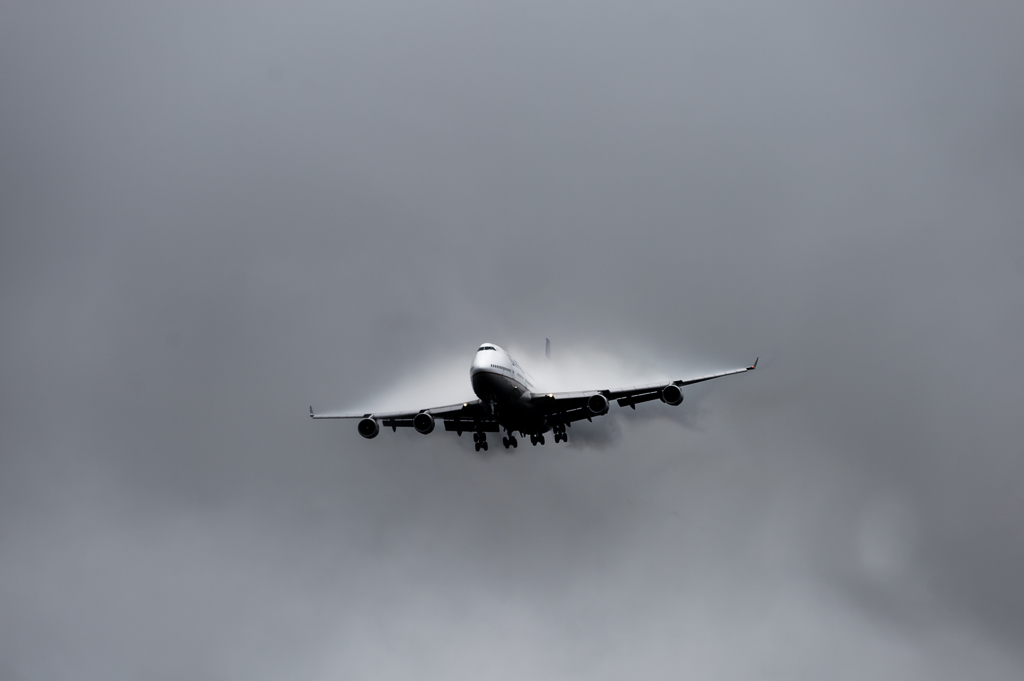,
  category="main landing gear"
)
[552,423,568,444]
[502,434,518,449]
[473,432,488,452]
[529,433,546,446]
